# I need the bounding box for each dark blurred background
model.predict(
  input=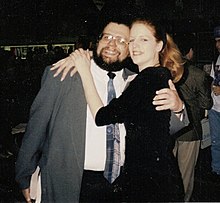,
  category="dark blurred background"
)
[0,0,219,42]
[0,0,219,39]
[0,0,220,62]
